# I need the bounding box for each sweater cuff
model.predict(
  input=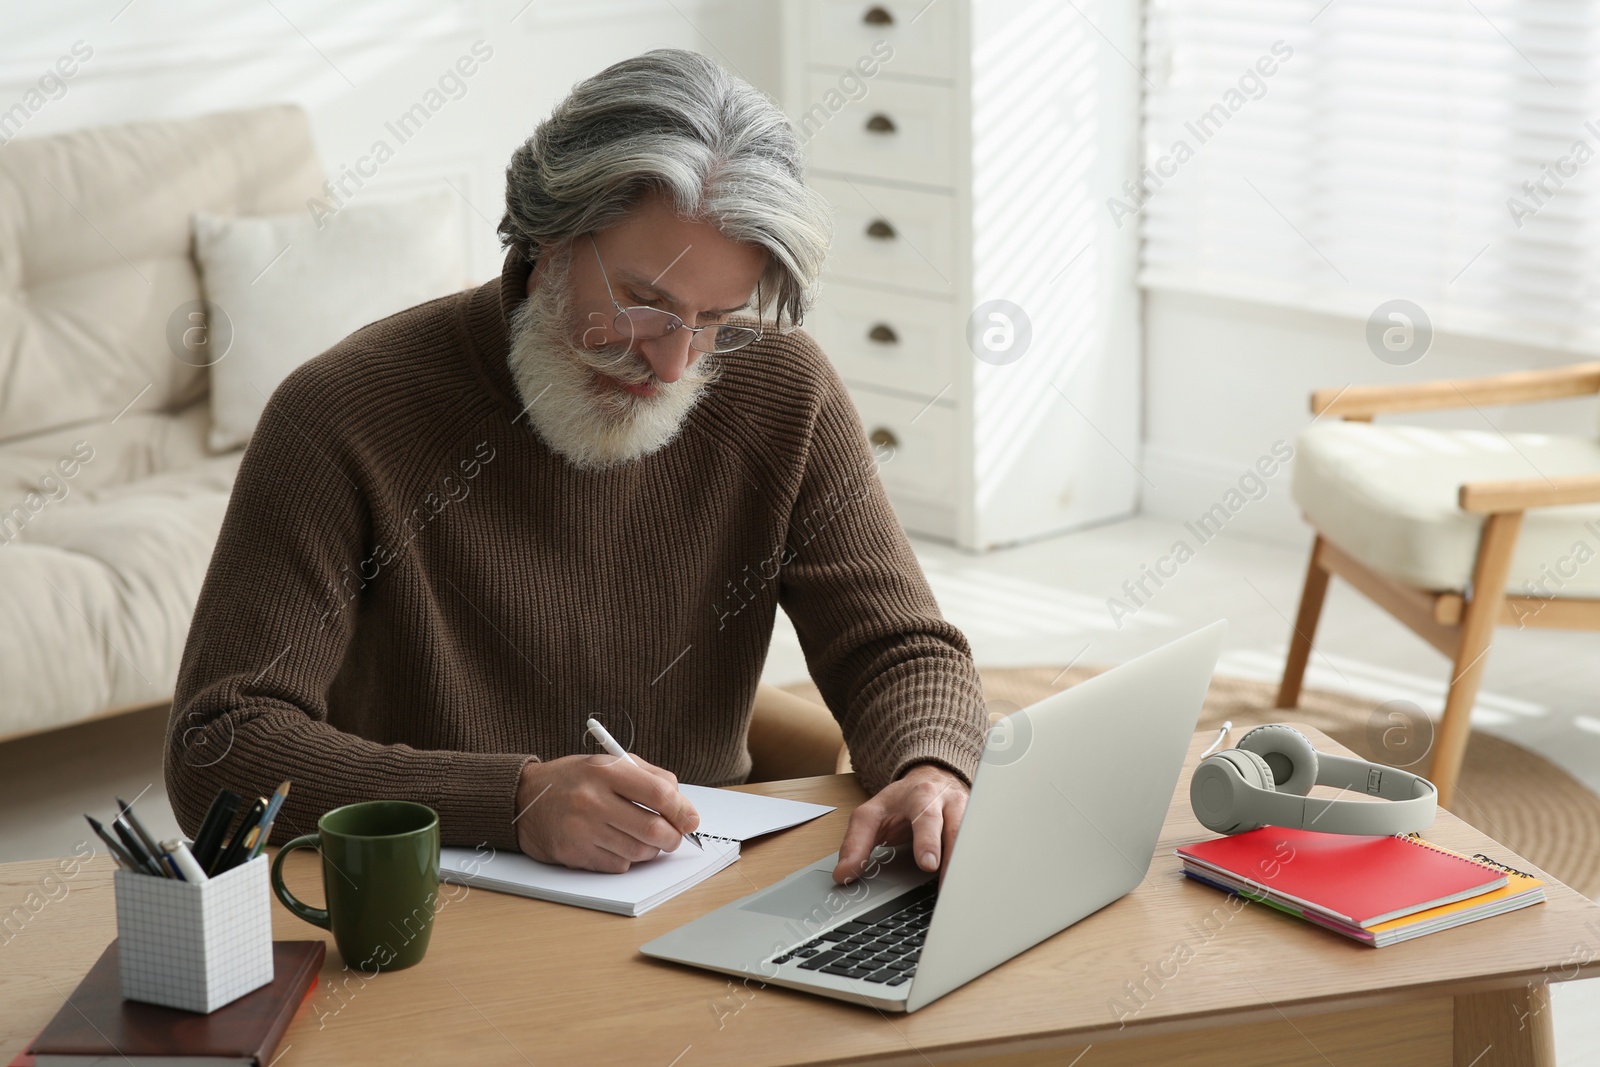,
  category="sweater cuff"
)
[857,713,985,796]
[892,755,975,789]
[430,751,541,852]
